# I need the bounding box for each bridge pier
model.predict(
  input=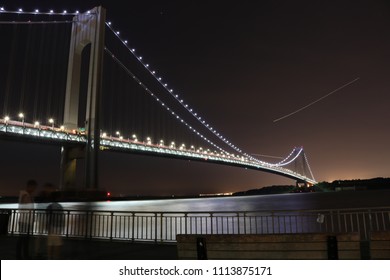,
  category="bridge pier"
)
[60,146,85,190]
